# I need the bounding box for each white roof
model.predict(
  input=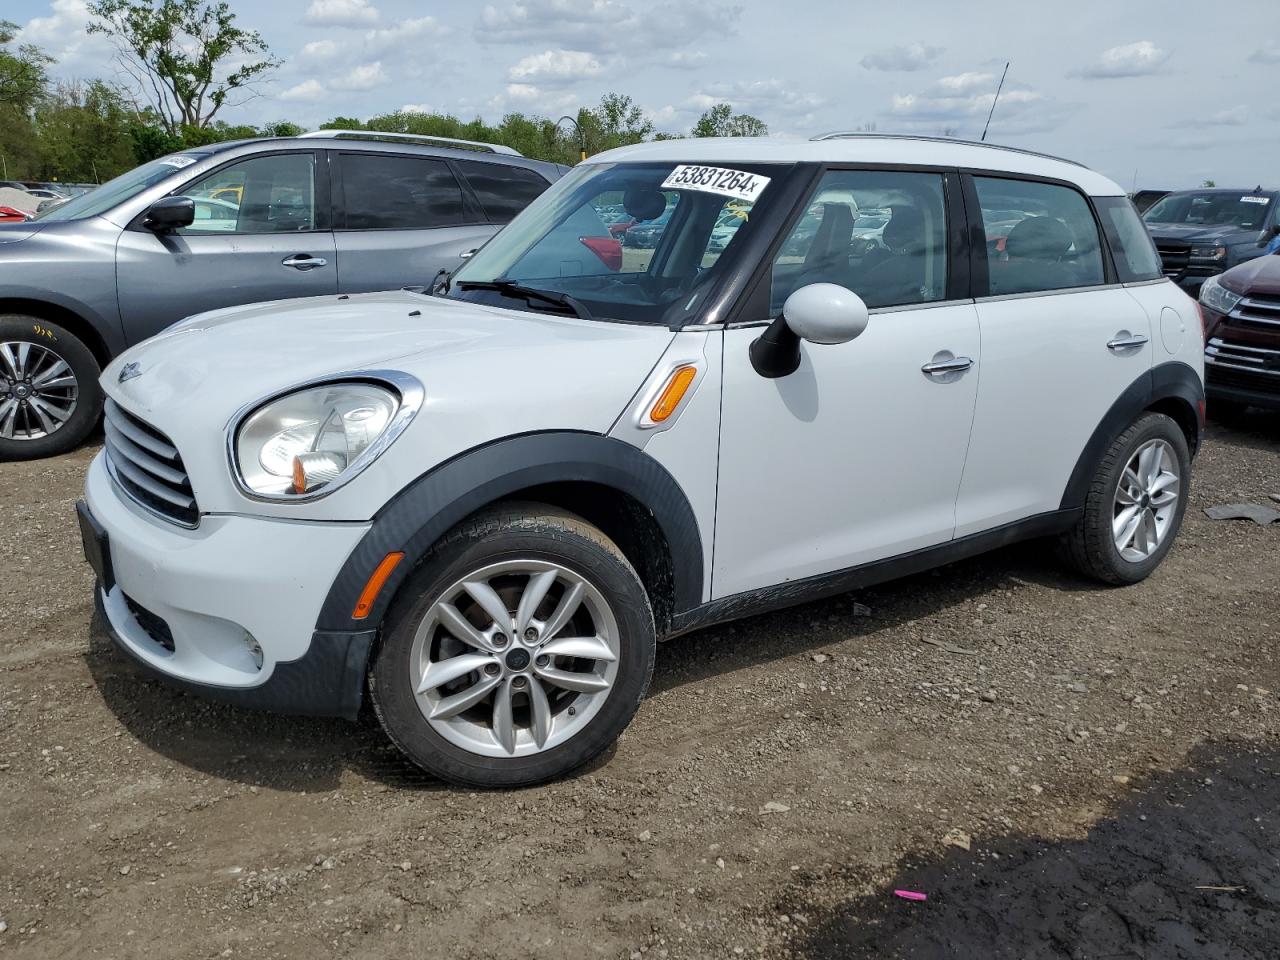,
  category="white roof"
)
[590,135,1125,197]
